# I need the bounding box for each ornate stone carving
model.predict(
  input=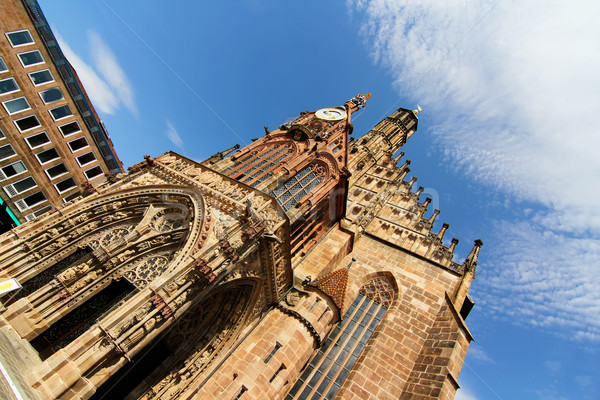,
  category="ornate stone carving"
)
[150,293,174,319]
[191,258,216,284]
[219,240,239,263]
